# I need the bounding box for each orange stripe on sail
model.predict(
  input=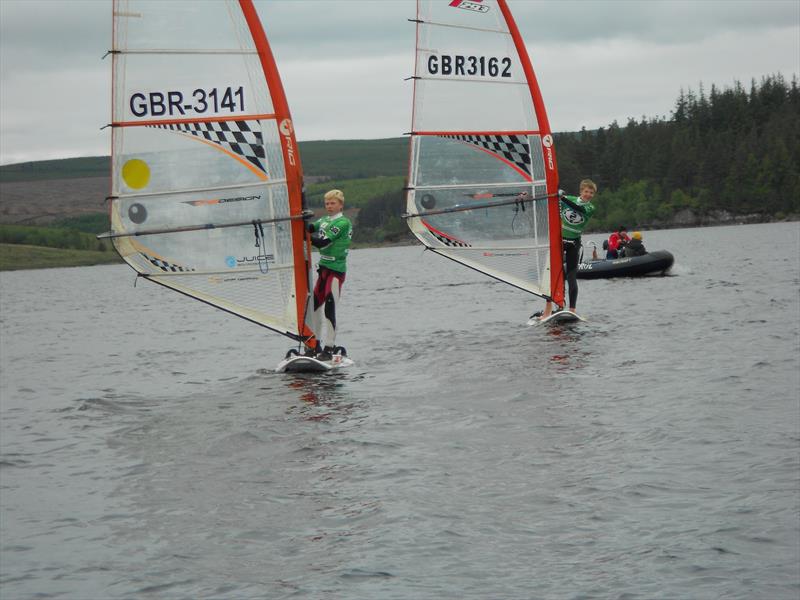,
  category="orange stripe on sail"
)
[414,130,539,136]
[172,131,268,181]
[456,141,532,182]
[114,113,276,128]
